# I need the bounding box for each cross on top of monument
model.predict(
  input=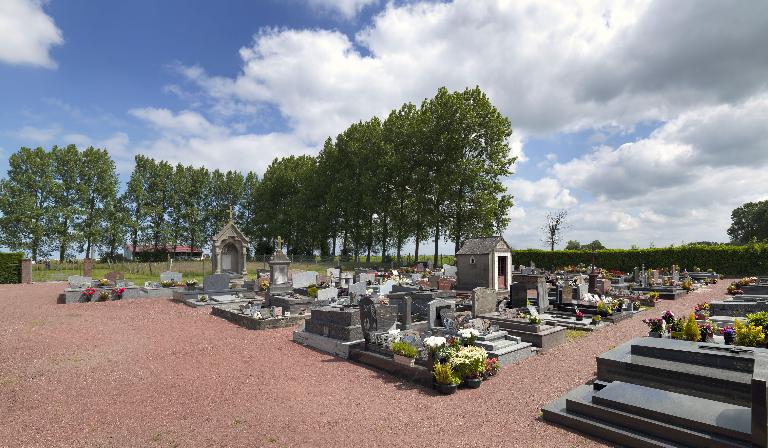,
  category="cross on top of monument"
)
[276,236,283,251]
[228,206,234,221]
